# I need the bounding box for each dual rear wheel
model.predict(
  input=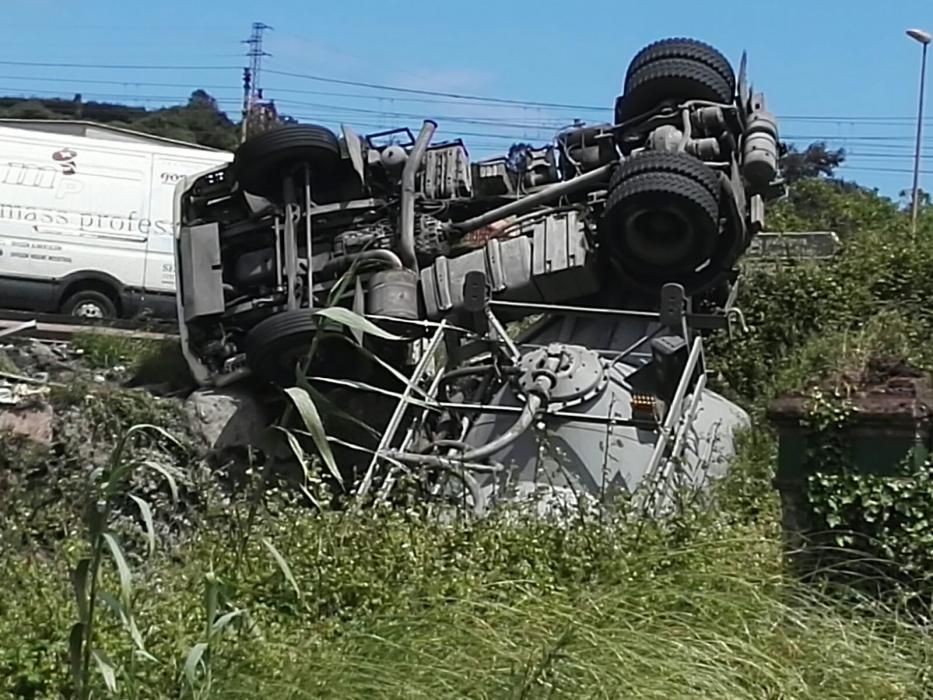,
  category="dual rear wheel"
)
[604,38,740,295]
